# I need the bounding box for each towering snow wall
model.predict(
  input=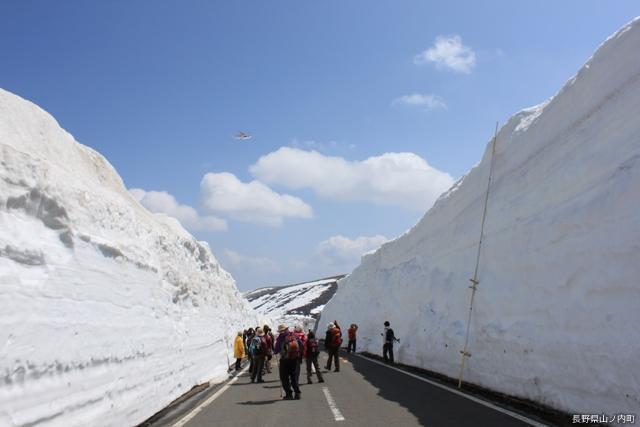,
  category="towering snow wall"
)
[320,17,640,415]
[0,88,262,427]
